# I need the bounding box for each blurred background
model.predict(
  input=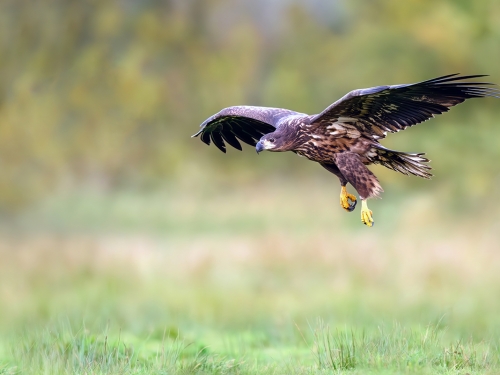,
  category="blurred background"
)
[1,0,500,370]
